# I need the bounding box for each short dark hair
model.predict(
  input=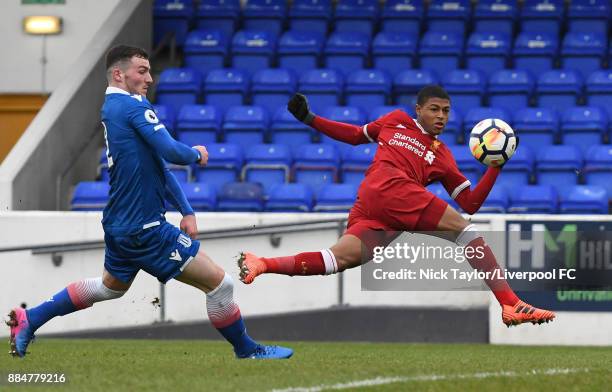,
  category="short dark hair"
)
[416,85,450,105]
[105,45,149,70]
